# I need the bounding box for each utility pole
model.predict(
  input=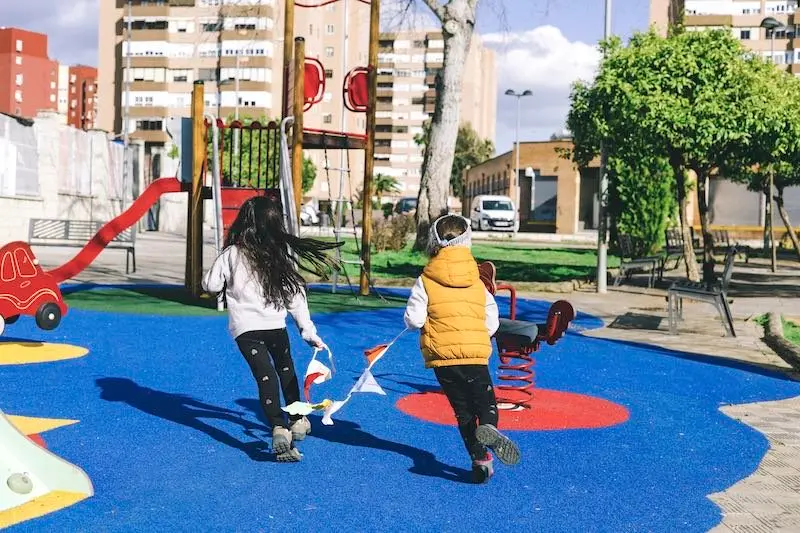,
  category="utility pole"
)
[122,0,132,209]
[596,0,612,293]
